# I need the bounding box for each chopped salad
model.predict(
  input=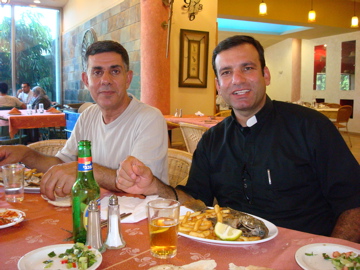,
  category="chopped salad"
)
[322,251,360,270]
[43,243,98,269]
